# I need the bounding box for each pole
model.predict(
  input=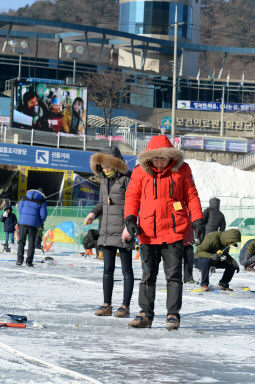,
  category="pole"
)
[18,53,22,80]
[171,3,178,145]
[220,85,225,137]
[73,58,76,84]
